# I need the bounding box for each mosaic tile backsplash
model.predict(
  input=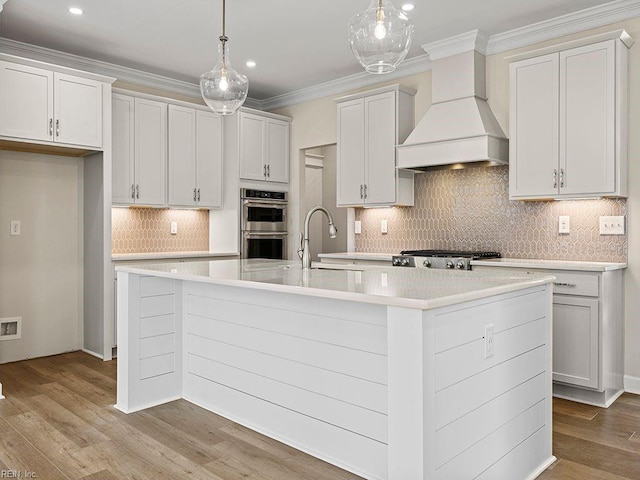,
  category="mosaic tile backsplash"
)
[112,208,209,254]
[355,166,627,263]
